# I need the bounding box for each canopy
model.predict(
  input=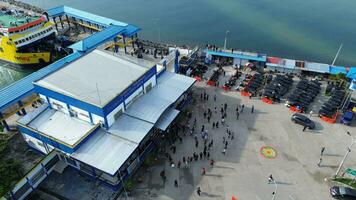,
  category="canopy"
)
[155,108,180,131]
